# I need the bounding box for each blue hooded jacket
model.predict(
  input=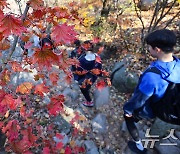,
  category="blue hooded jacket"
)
[123,56,180,119]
